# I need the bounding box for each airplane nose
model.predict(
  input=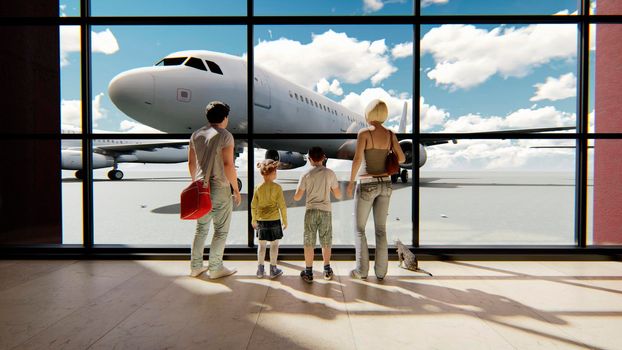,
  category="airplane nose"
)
[108,69,155,116]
